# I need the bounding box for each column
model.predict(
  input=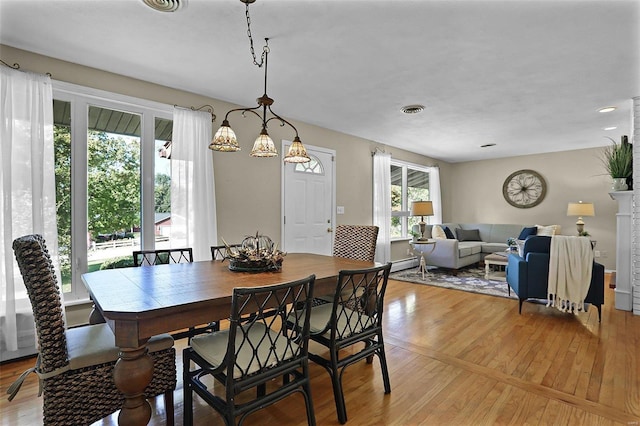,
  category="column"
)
[632,96,639,314]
